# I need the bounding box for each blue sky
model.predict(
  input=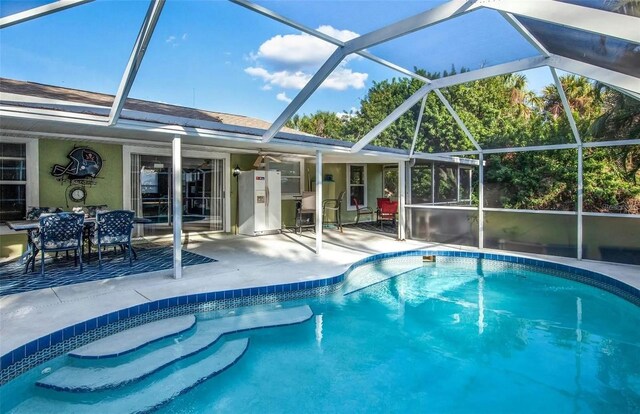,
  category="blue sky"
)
[1,0,557,122]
